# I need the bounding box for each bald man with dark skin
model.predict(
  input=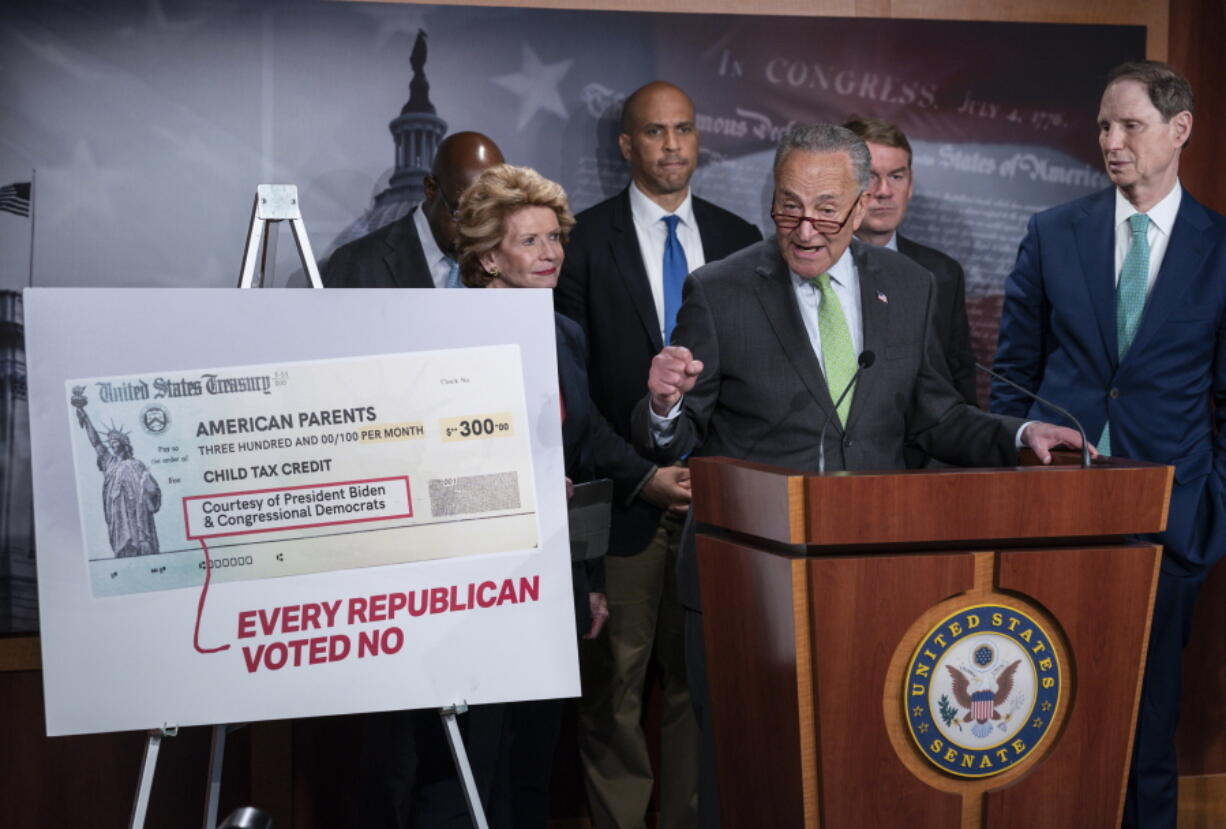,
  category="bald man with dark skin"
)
[556,80,761,829]
[422,131,506,256]
[325,133,508,829]
[323,130,505,289]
